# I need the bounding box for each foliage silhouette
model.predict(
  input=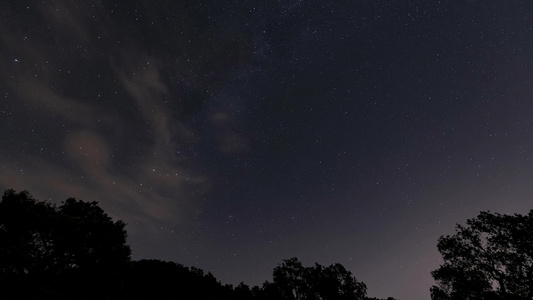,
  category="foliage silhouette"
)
[0,189,131,300]
[431,210,533,300]
[268,257,367,300]
[122,259,234,300]
[0,189,379,300]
